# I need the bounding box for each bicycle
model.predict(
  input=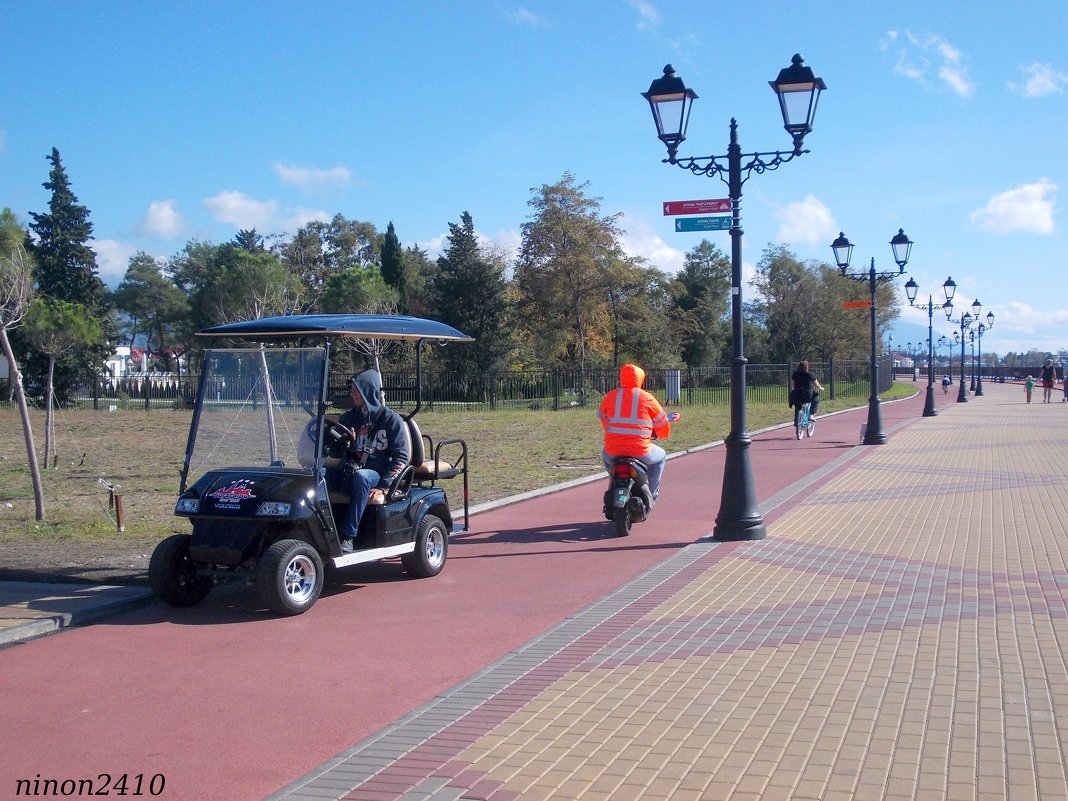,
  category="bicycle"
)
[795,401,815,440]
